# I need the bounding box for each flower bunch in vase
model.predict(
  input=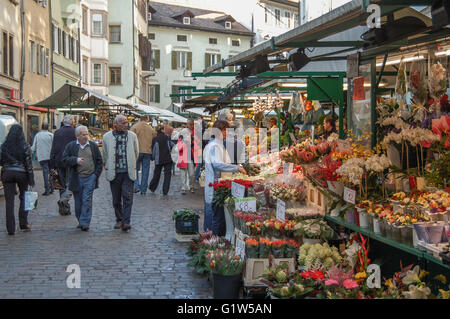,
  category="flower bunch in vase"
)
[206,249,244,276]
[245,238,259,258]
[293,218,335,242]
